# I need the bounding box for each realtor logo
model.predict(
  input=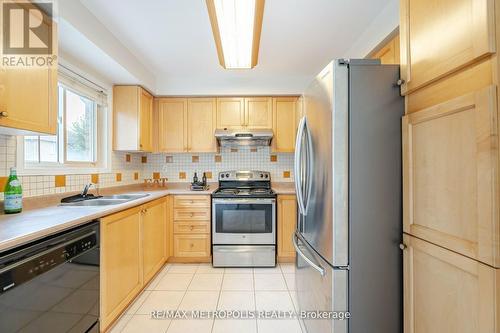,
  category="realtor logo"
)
[2,1,53,55]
